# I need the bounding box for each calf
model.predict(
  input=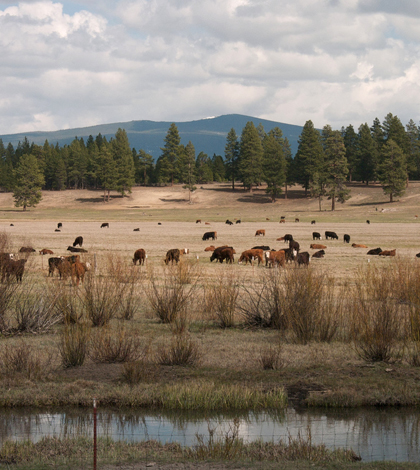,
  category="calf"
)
[325,231,338,240]
[73,236,83,247]
[2,259,27,283]
[265,250,286,268]
[39,249,54,255]
[165,249,180,265]
[202,231,217,241]
[352,243,368,248]
[238,249,263,266]
[284,247,298,263]
[48,257,64,277]
[279,219,285,224]
[311,220,316,225]
[180,248,189,254]
[379,249,396,256]
[312,232,321,240]
[133,249,146,265]
[255,229,265,237]
[312,250,325,258]
[296,251,310,266]
[55,229,61,232]
[295,218,299,222]
[344,234,350,243]
[310,244,327,250]
[367,247,382,255]
[0,253,14,268]
[57,255,80,280]
[366,220,370,224]
[71,261,90,286]
[101,223,109,228]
